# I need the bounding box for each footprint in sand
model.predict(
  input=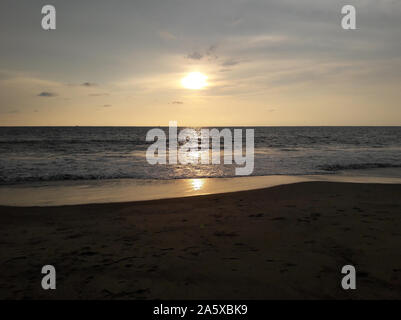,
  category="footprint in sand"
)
[271,217,286,221]
[214,231,238,237]
[248,213,264,218]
